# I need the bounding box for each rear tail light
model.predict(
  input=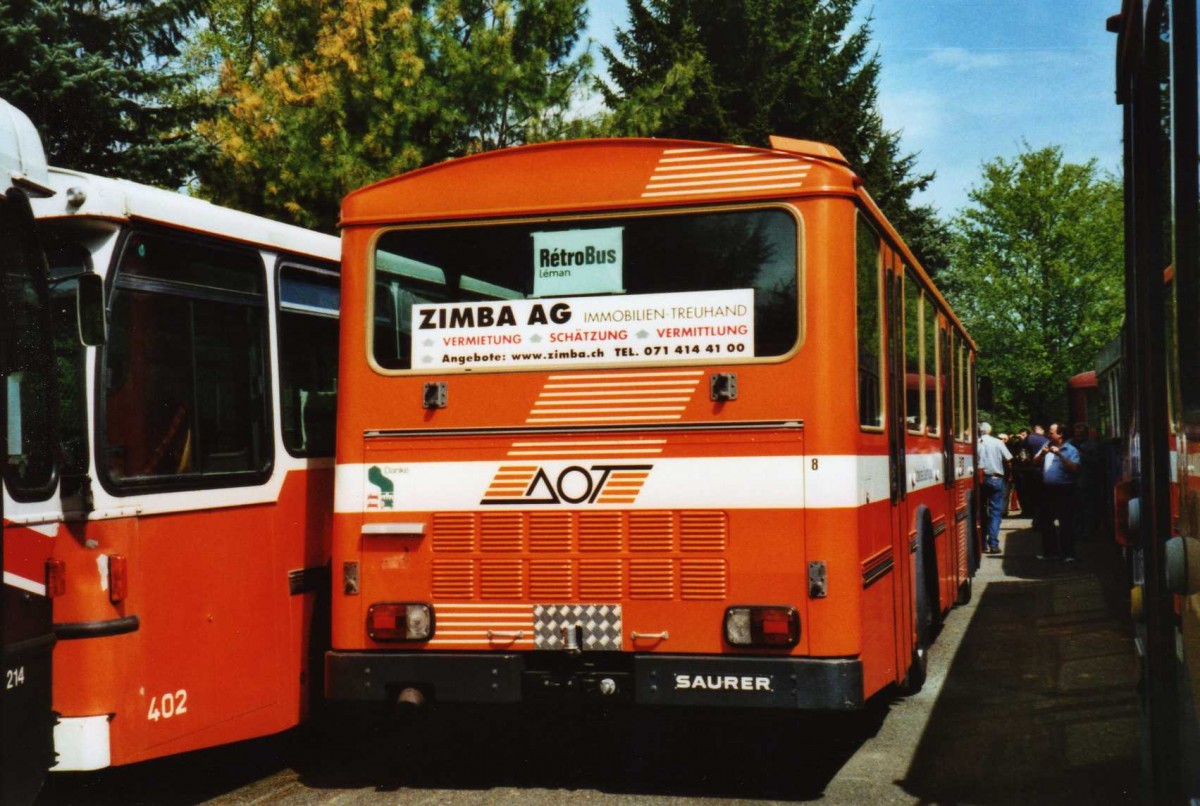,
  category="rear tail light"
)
[724,606,799,648]
[368,603,433,642]
[108,554,128,603]
[45,559,66,598]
